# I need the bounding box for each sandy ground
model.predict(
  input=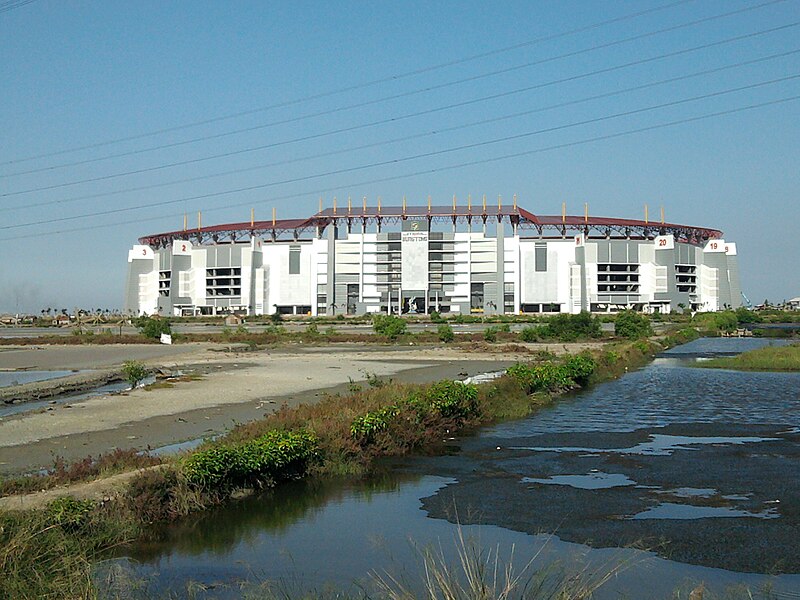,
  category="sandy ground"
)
[0,343,201,371]
[0,342,601,479]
